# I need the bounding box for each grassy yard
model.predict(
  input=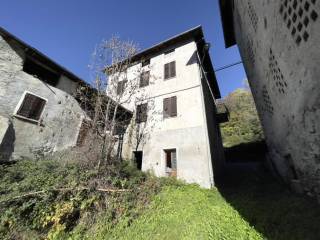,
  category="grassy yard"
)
[90,185,263,240]
[1,159,320,239]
